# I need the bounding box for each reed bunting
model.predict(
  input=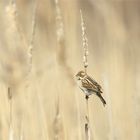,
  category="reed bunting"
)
[76,71,106,106]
